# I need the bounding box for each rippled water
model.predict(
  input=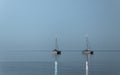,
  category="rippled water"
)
[0,50,120,75]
